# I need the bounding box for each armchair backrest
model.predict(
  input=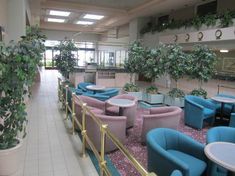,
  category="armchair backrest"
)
[207,127,235,143]
[79,95,104,107]
[113,94,138,102]
[77,82,93,91]
[99,88,119,97]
